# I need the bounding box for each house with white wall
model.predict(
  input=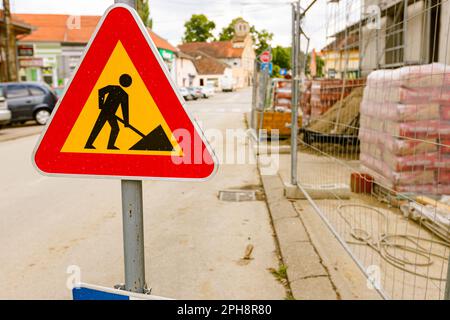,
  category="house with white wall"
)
[178,18,255,89]
[176,52,199,88]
